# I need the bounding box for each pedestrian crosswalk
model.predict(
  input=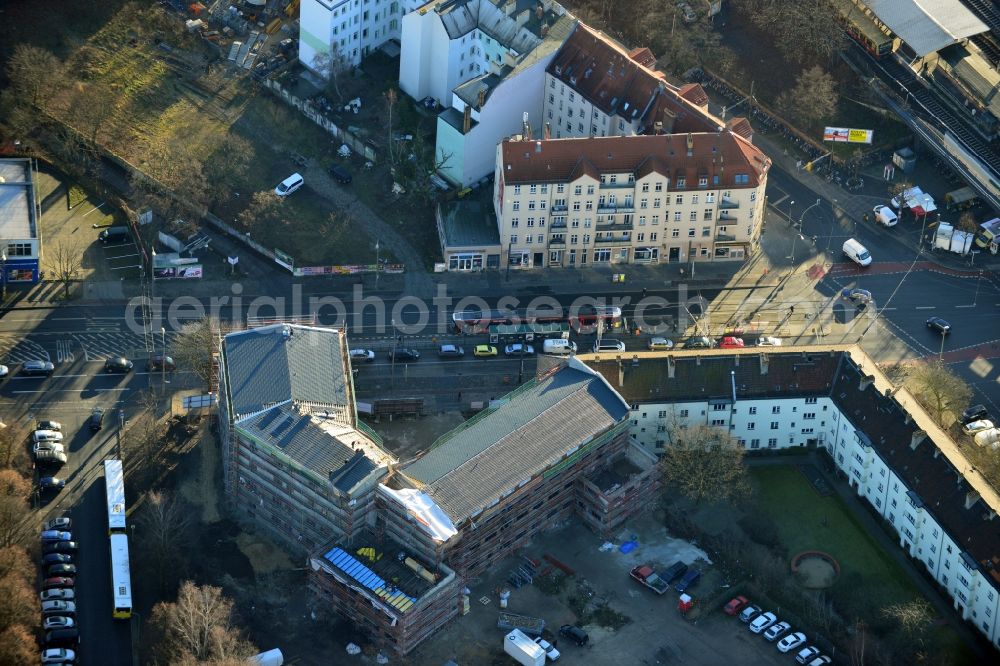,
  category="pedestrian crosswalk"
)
[0,334,50,364]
